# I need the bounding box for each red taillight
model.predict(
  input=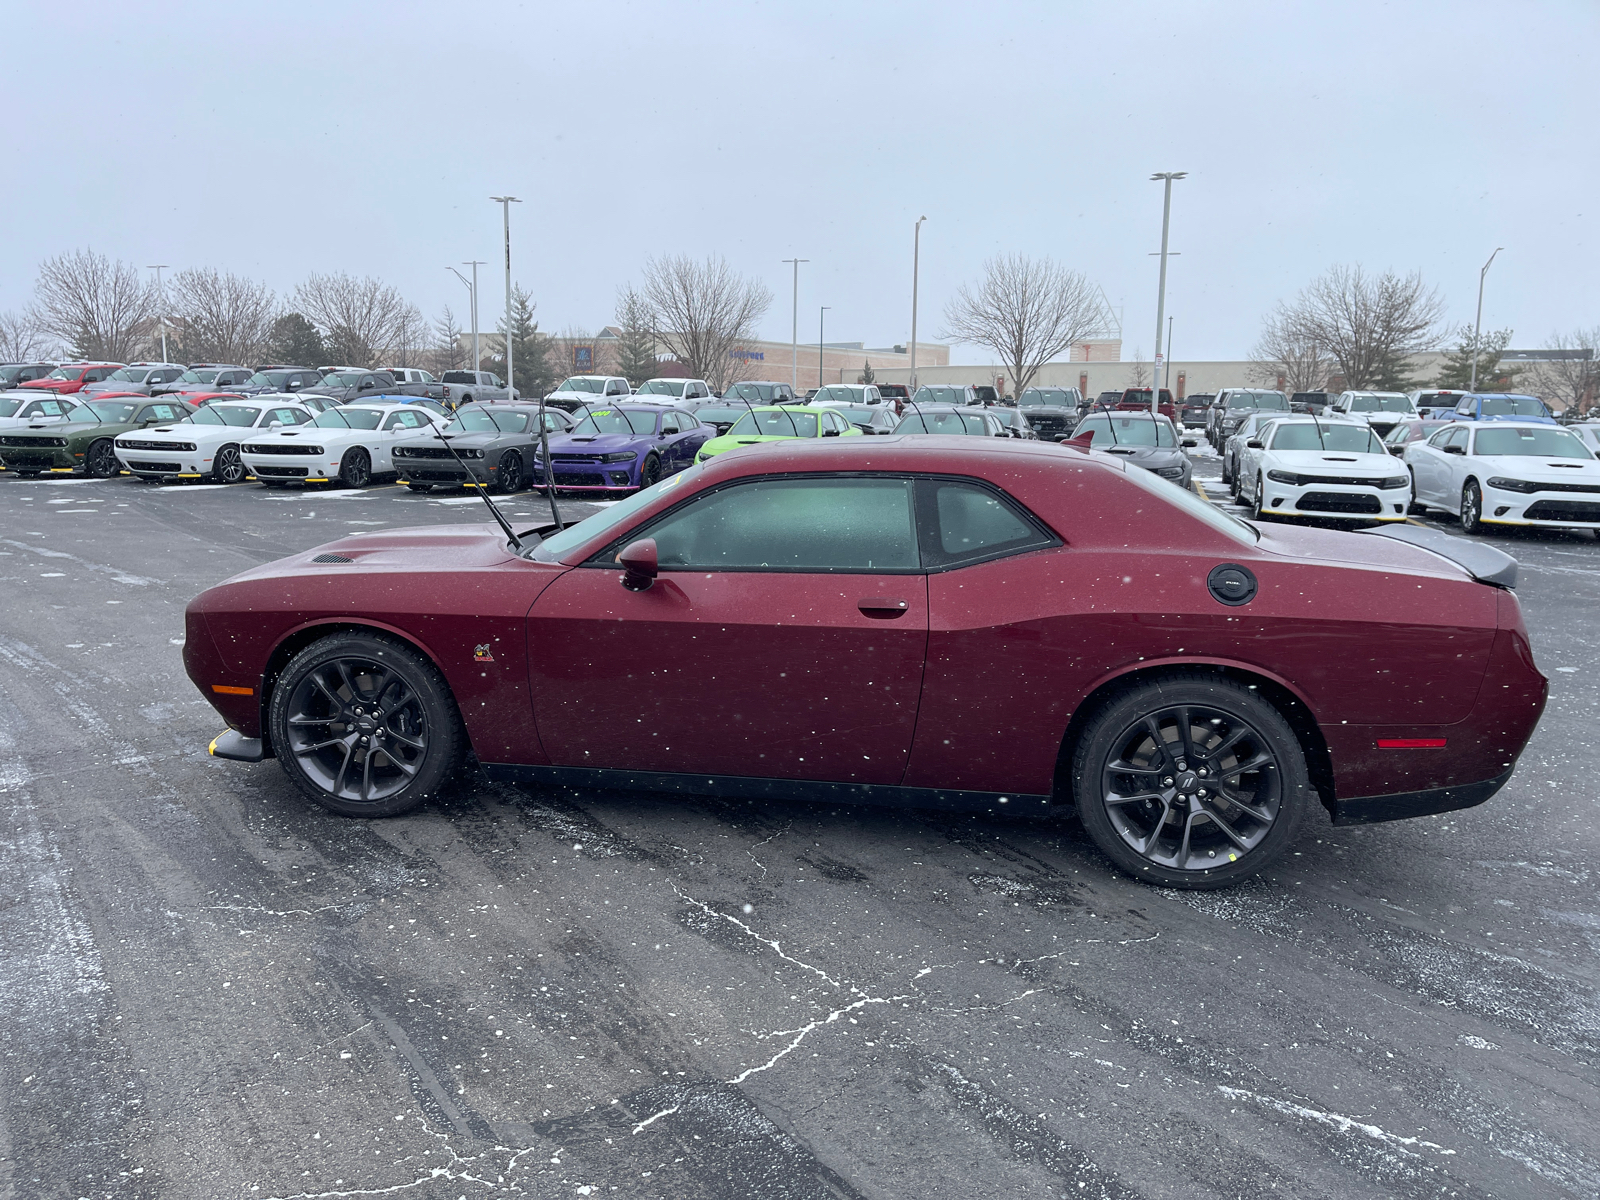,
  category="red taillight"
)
[1376,738,1447,749]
